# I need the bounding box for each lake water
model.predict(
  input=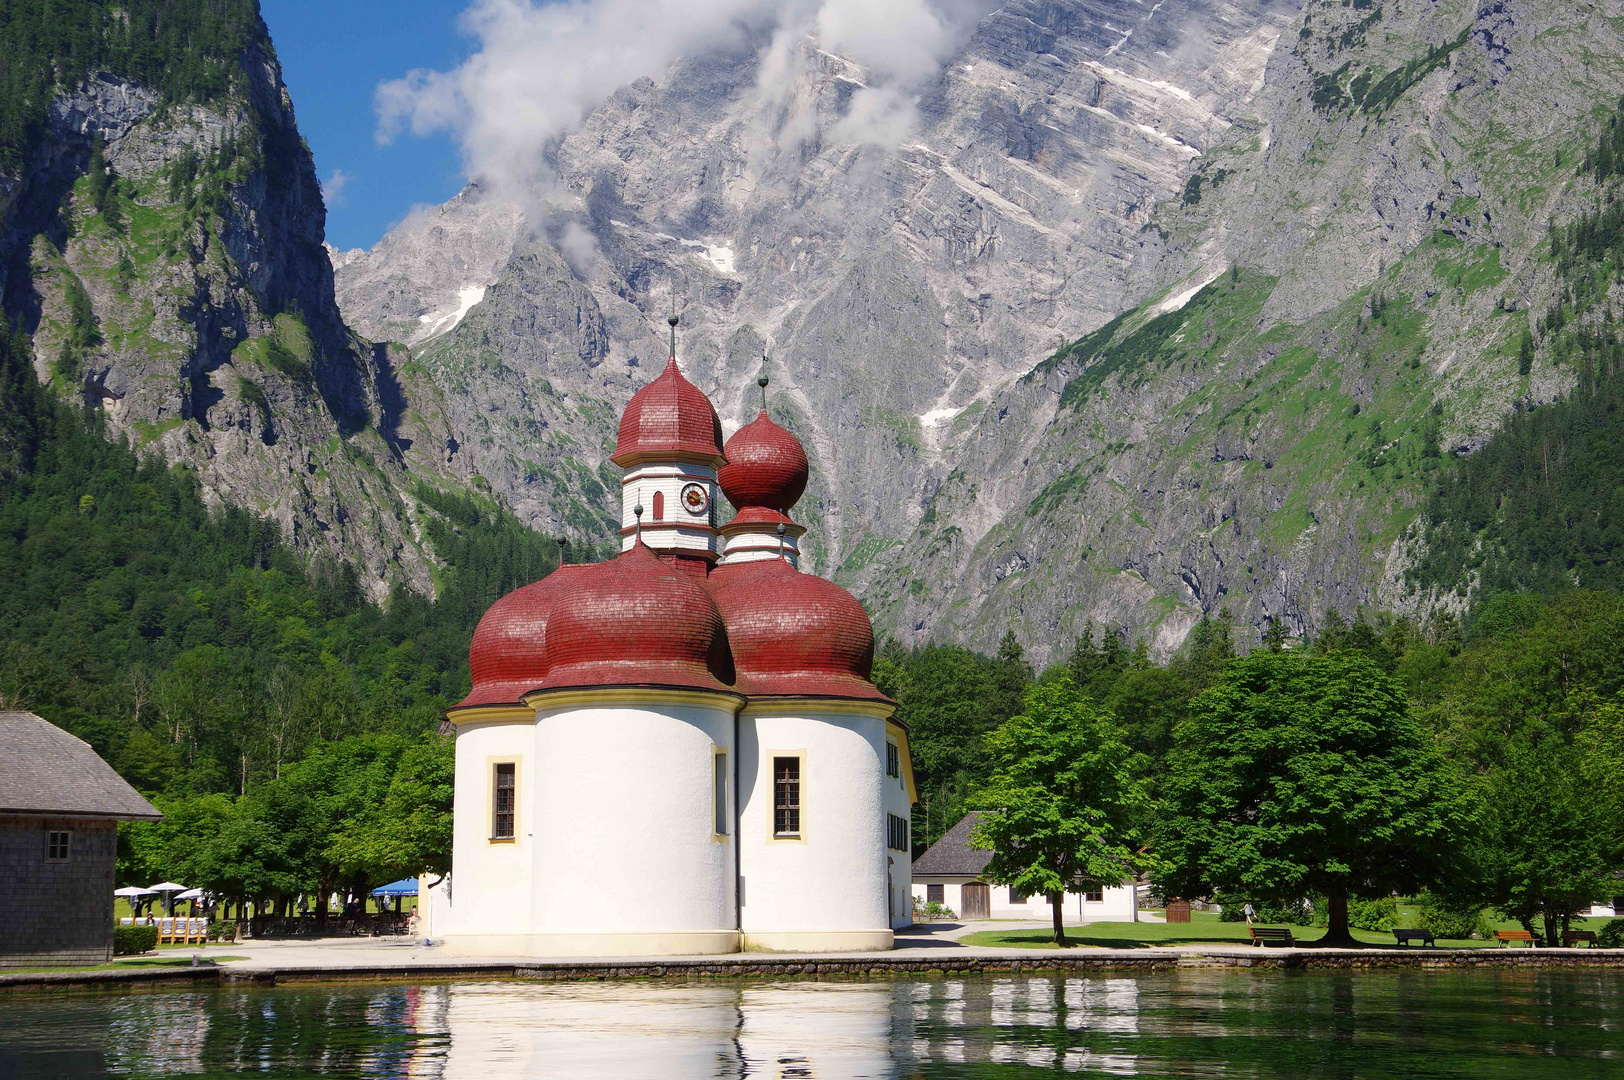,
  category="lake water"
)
[4,970,1623,1078]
